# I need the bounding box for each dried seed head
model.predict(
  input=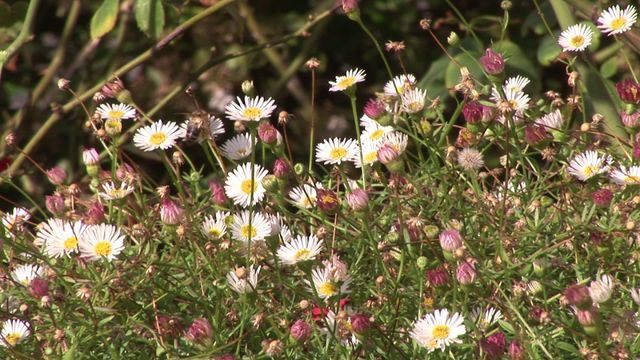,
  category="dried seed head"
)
[305,57,320,69]
[419,18,431,30]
